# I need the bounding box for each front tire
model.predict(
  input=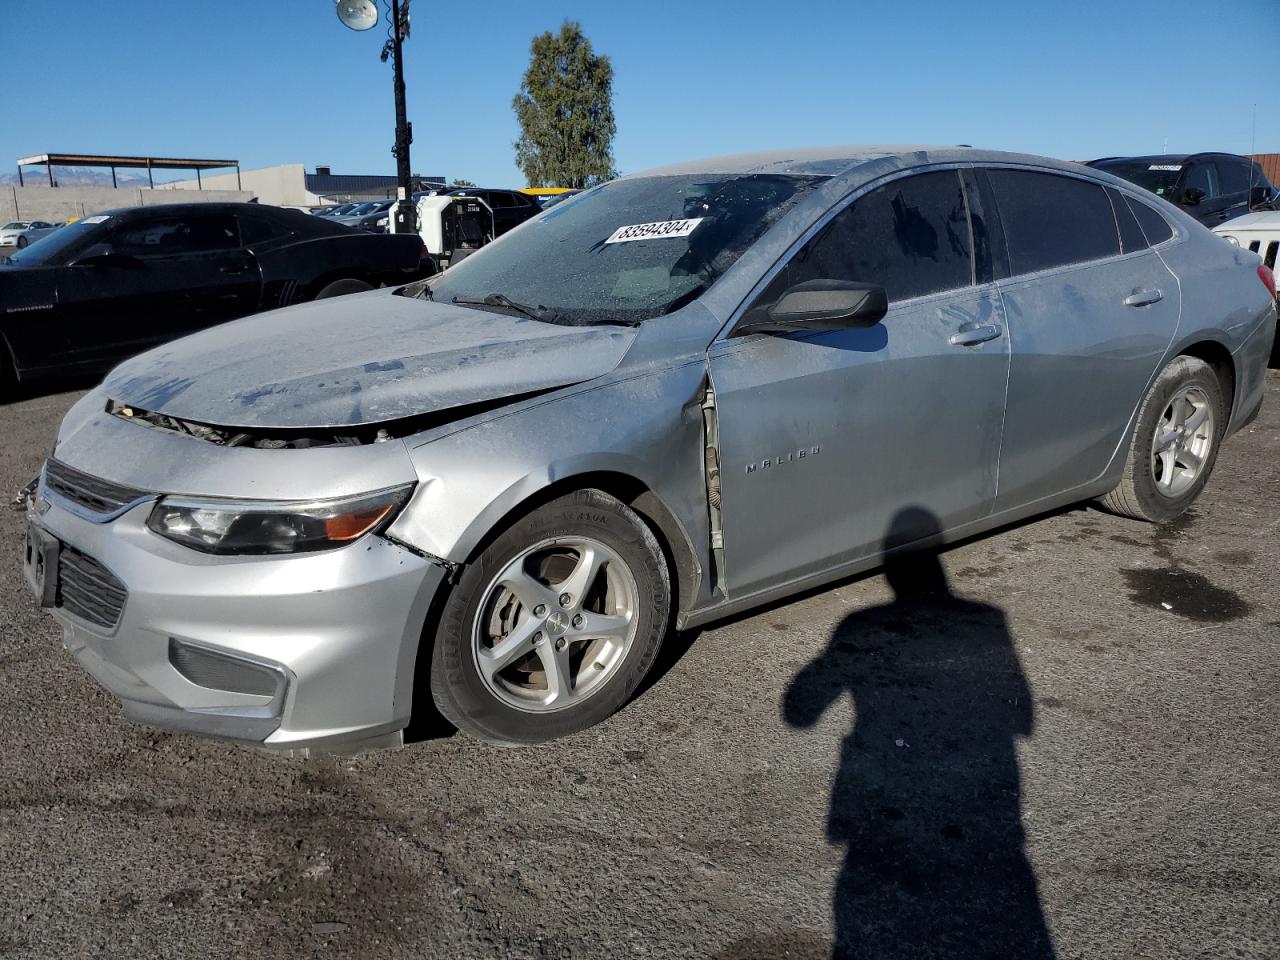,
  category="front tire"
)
[15,236,27,249]
[430,489,671,745]
[1099,355,1225,523]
